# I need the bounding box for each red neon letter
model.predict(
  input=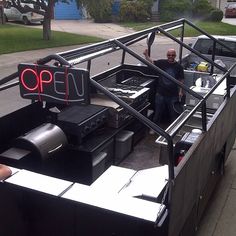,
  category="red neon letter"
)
[21,68,39,91]
[40,70,53,92]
